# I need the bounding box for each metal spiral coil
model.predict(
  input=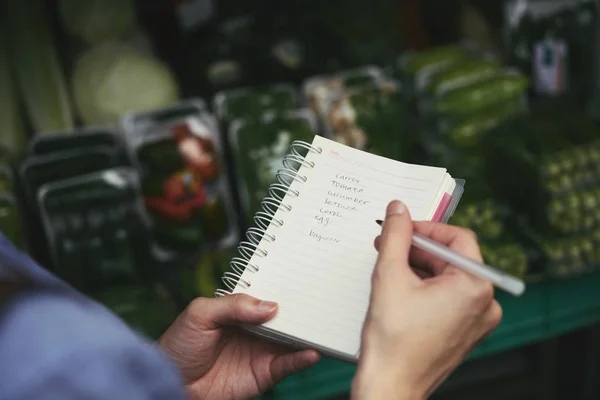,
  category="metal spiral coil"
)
[214,140,322,297]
